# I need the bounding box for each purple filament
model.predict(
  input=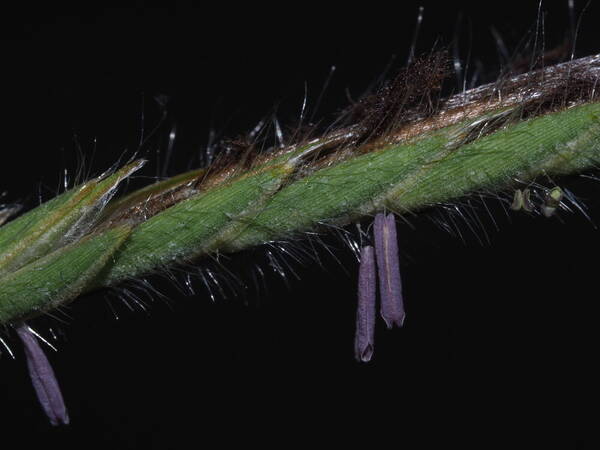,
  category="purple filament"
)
[373,212,405,329]
[15,325,69,426]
